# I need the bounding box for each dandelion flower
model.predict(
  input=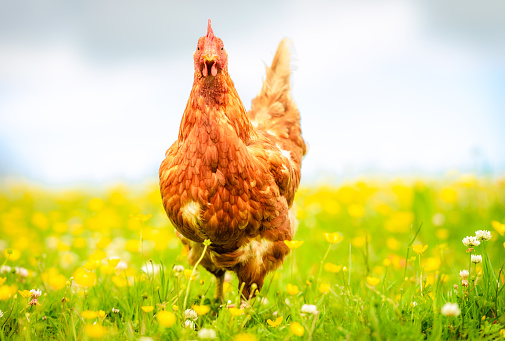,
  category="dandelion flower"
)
[290,322,305,336]
[284,240,304,249]
[157,310,176,327]
[324,232,344,244]
[193,305,210,316]
[267,316,283,327]
[412,244,428,255]
[141,306,154,313]
[462,236,480,247]
[475,230,492,241]
[441,302,461,316]
[301,304,319,315]
[471,255,482,263]
[286,283,300,295]
[459,270,469,279]
[367,277,380,286]
[198,328,217,339]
